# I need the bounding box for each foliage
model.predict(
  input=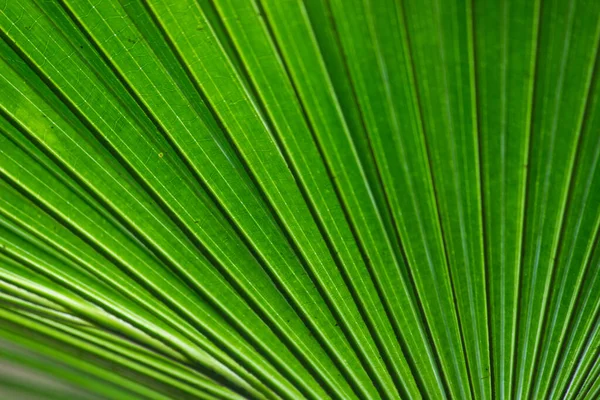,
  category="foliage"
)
[0,0,599,398]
